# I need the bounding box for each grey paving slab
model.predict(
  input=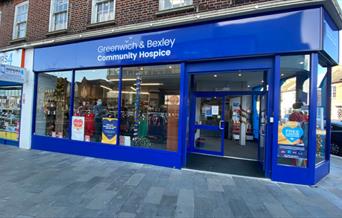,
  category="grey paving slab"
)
[0,145,342,218]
